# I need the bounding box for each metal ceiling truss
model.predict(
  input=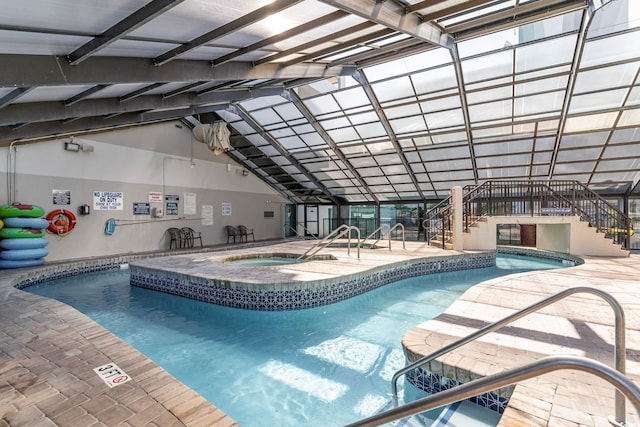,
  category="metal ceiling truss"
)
[228,104,342,205]
[153,0,303,66]
[281,89,379,203]
[351,70,431,201]
[67,0,186,65]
